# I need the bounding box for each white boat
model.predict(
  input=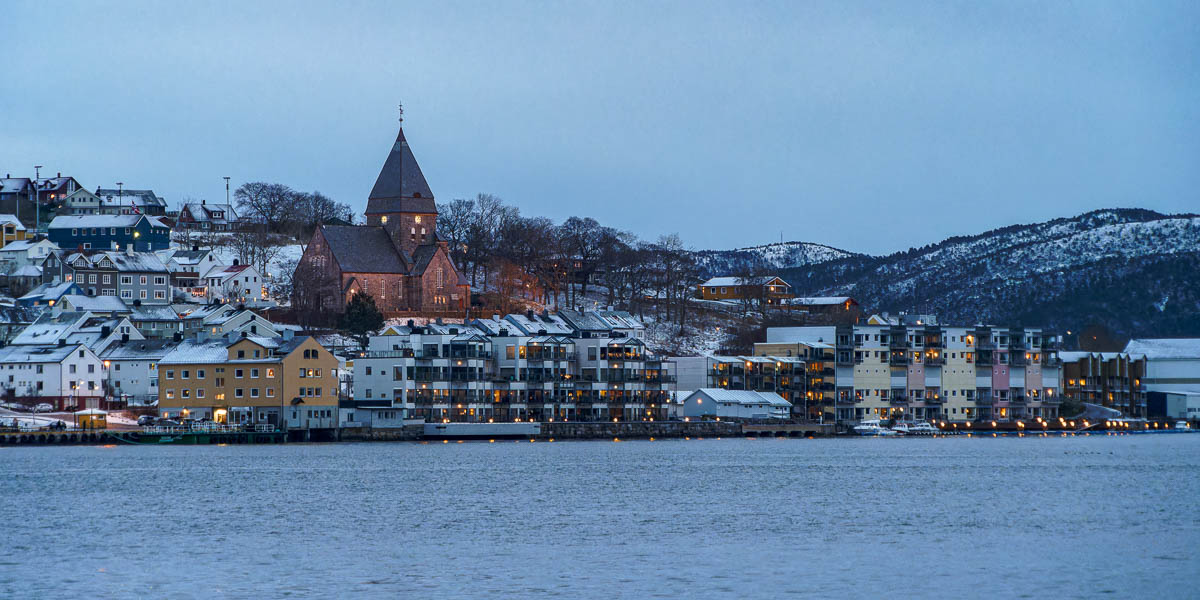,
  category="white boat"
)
[901,421,939,435]
[1175,421,1191,431]
[853,419,902,436]
[423,422,542,440]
